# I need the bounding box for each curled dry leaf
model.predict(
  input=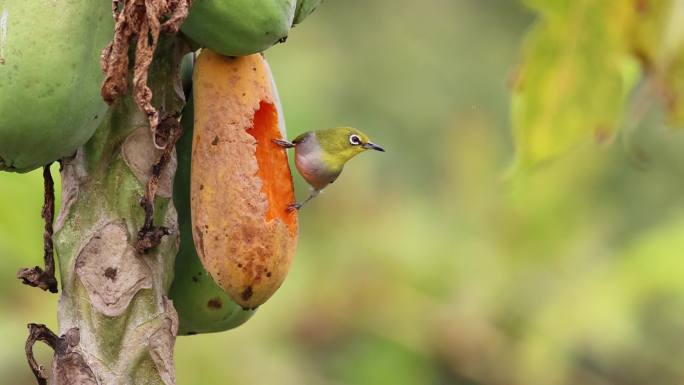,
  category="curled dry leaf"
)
[191,50,298,309]
[100,0,191,148]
